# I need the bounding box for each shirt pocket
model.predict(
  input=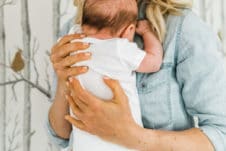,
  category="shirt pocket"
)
[137,65,173,129]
